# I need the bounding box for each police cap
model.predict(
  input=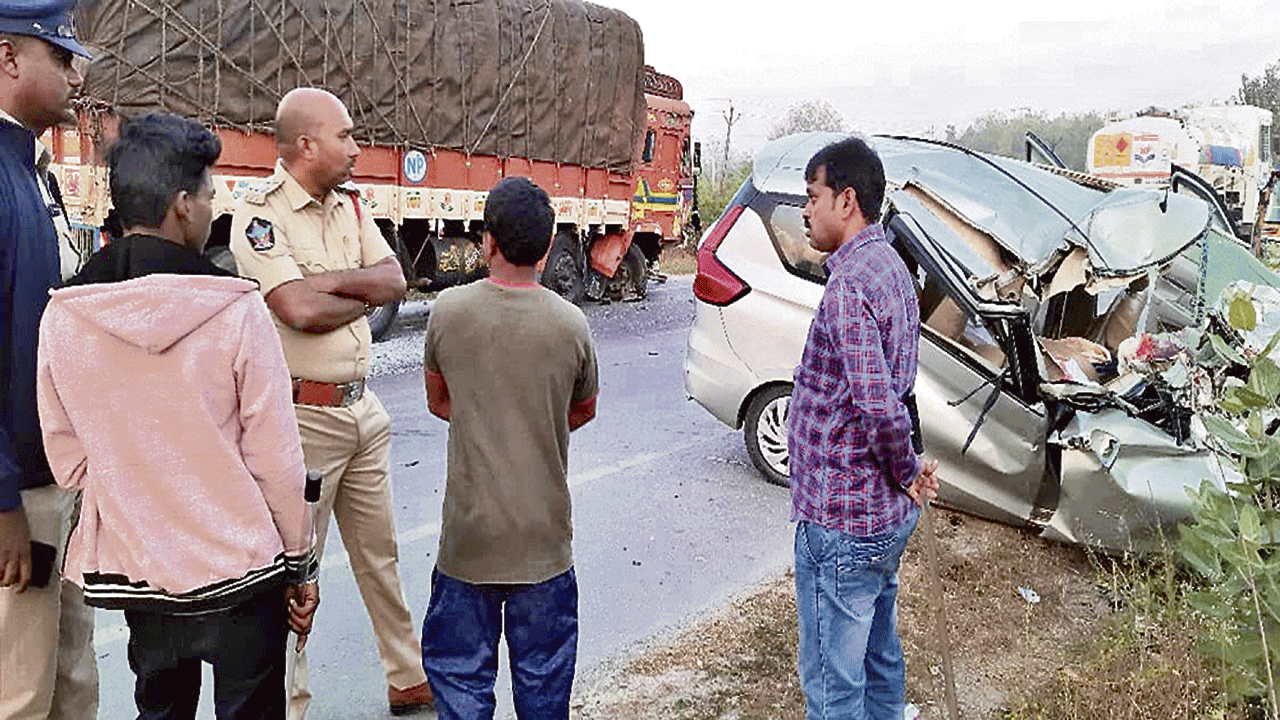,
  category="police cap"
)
[0,0,91,59]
